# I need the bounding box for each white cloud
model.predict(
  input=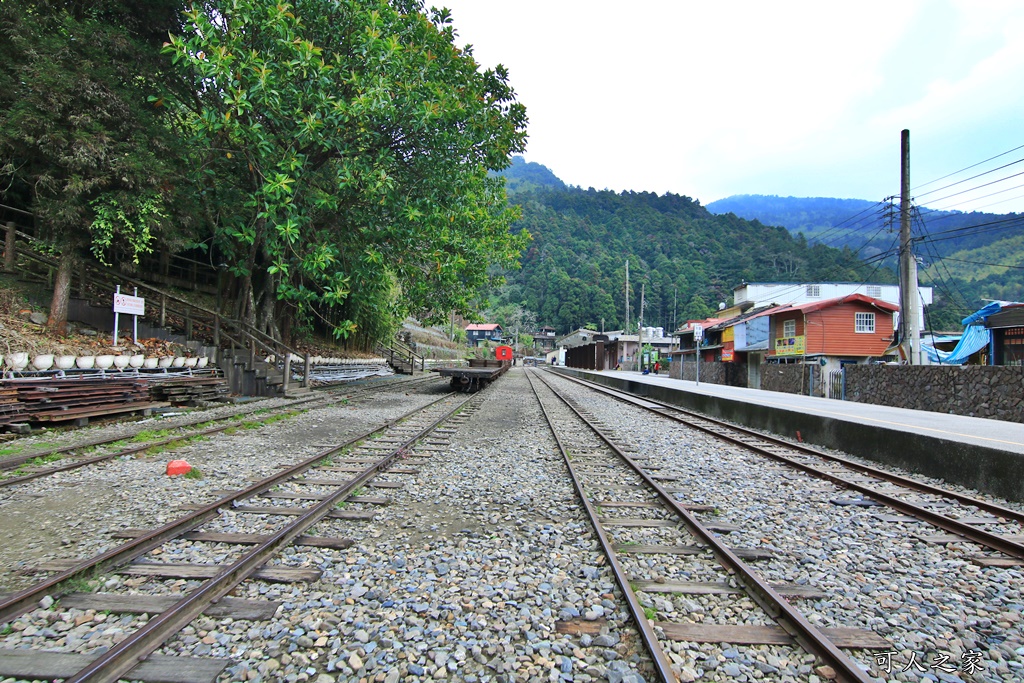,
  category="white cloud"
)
[439,0,1024,209]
